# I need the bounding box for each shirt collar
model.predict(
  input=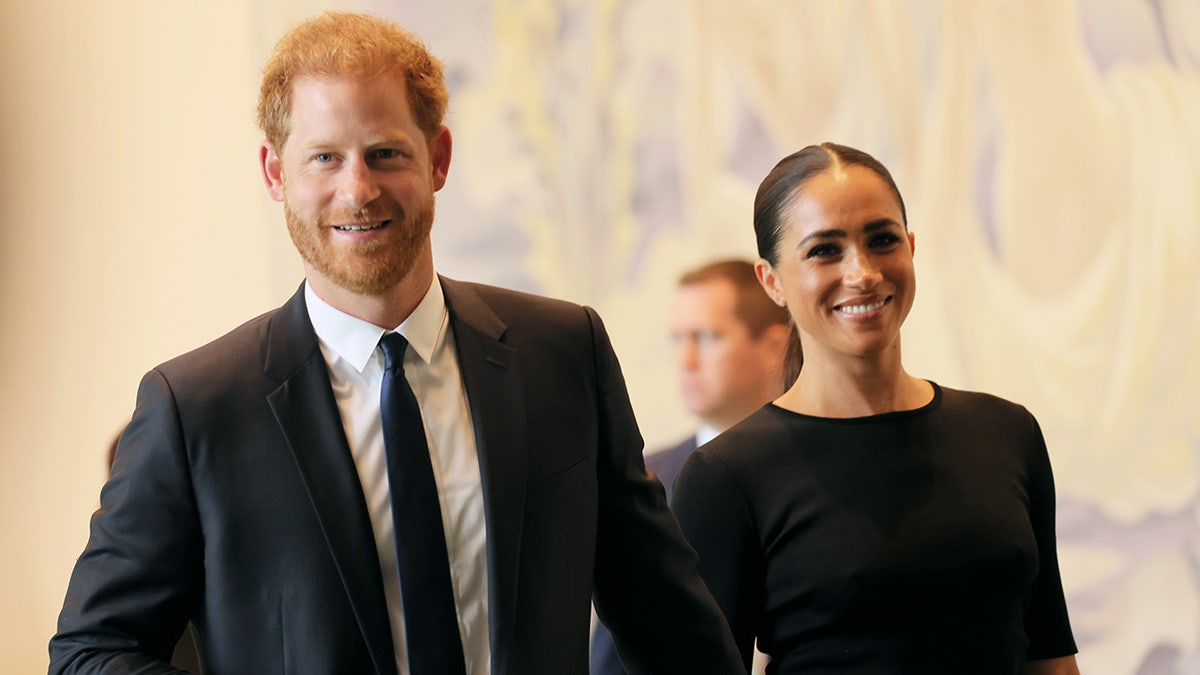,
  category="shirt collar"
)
[304,276,448,372]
